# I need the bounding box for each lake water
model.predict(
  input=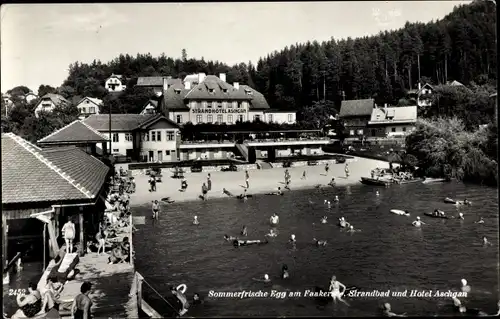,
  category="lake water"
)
[134,181,498,317]
[3,262,44,317]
